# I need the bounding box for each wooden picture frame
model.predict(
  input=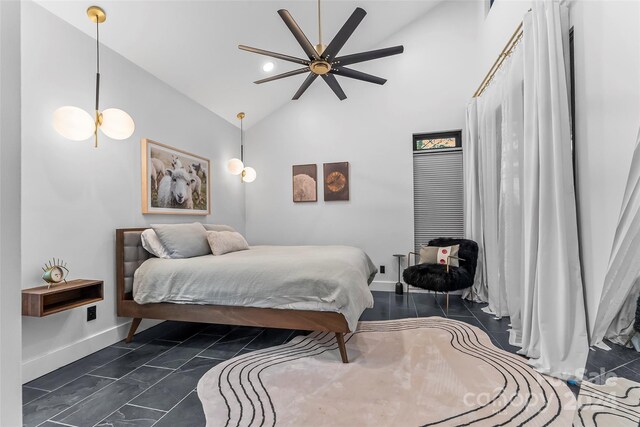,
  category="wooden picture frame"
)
[323,162,350,201]
[292,164,318,202]
[141,138,211,215]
